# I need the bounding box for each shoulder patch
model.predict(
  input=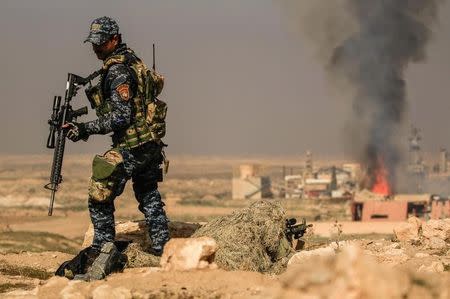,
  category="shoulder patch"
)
[116,84,130,101]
